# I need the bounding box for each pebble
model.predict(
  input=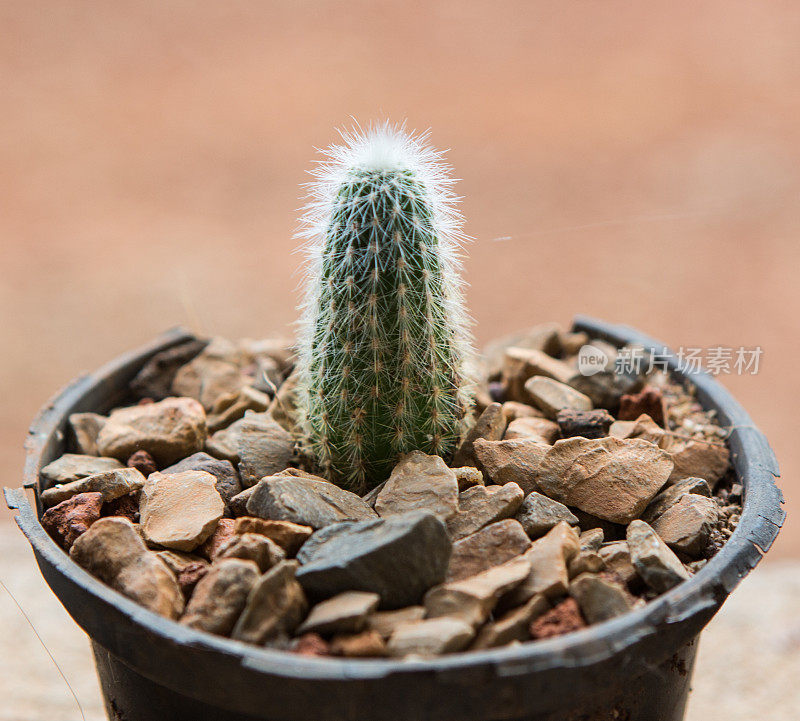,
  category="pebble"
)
[216,533,286,571]
[609,413,668,448]
[626,520,690,593]
[529,597,586,640]
[472,594,550,649]
[669,439,731,489]
[387,618,475,657]
[367,606,426,638]
[297,591,381,636]
[374,451,459,521]
[451,466,485,491]
[140,470,225,551]
[445,482,525,541]
[180,559,260,636]
[425,557,531,628]
[129,338,209,401]
[68,413,107,456]
[162,452,242,509]
[473,438,550,493]
[569,573,632,623]
[506,521,580,604]
[556,408,614,440]
[504,416,560,443]
[650,494,719,557]
[452,403,507,467]
[502,347,575,401]
[329,630,387,657]
[232,560,308,644]
[598,542,638,586]
[618,386,666,427]
[295,510,451,609]
[535,437,674,524]
[642,477,712,524]
[40,467,146,508]
[41,492,104,548]
[96,397,207,465]
[515,491,579,539]
[126,450,158,477]
[446,519,531,582]
[247,475,377,529]
[525,377,593,419]
[40,454,124,487]
[232,517,313,556]
[70,517,184,618]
